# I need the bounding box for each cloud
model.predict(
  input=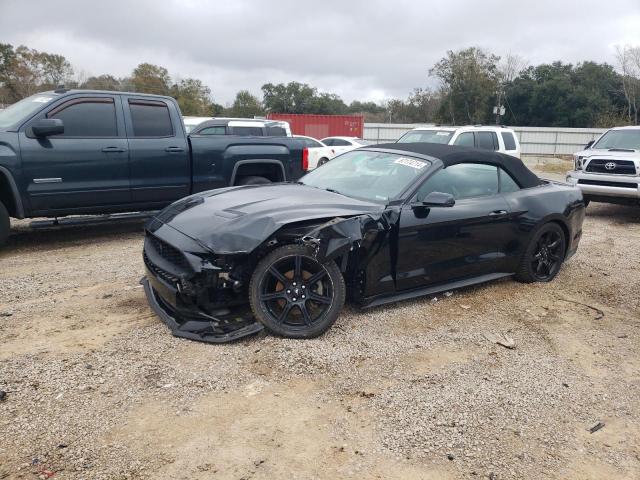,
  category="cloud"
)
[1,0,639,103]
